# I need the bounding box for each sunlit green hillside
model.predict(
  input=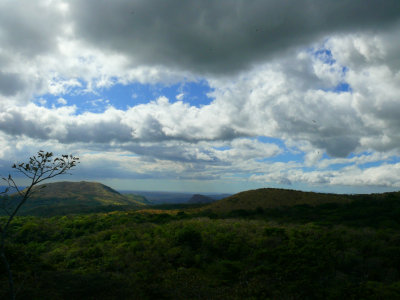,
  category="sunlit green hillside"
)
[2,181,149,216]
